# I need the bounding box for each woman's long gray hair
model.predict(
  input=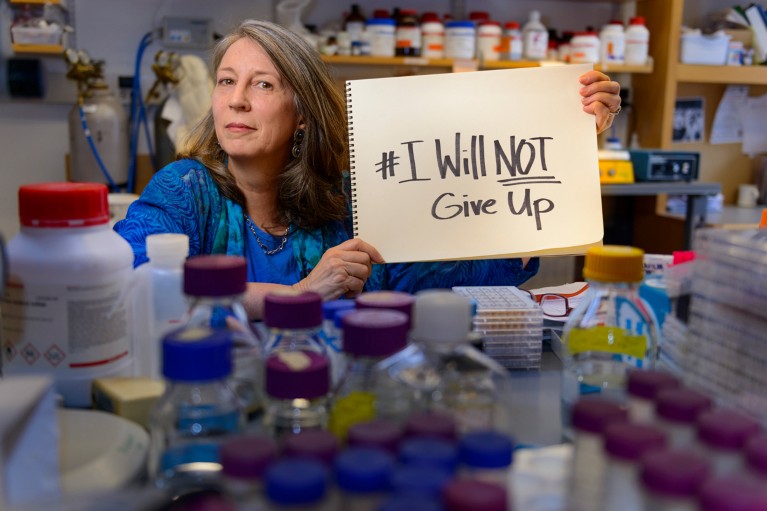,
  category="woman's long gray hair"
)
[178,19,348,229]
